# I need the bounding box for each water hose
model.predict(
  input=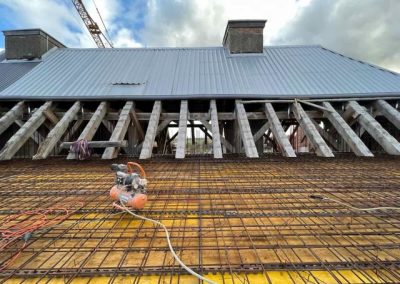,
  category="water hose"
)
[114,201,216,284]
